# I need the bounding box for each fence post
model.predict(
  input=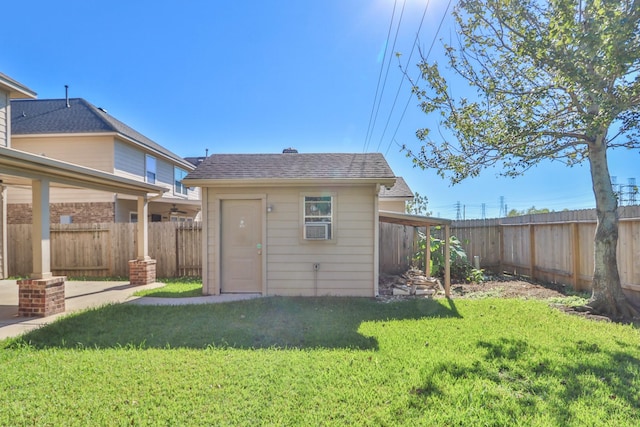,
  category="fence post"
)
[498,224,504,275]
[424,226,431,276]
[444,224,451,297]
[571,222,580,289]
[529,224,536,280]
